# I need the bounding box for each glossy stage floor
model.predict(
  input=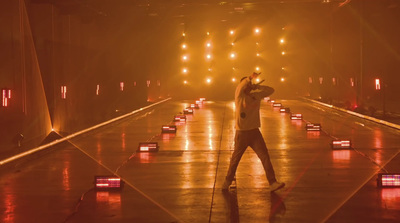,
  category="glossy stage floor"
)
[1,98,399,222]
